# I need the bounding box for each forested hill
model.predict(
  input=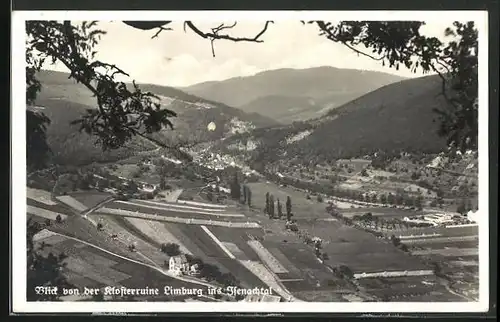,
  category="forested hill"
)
[217,74,449,164]
[182,66,405,124]
[31,70,278,166]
